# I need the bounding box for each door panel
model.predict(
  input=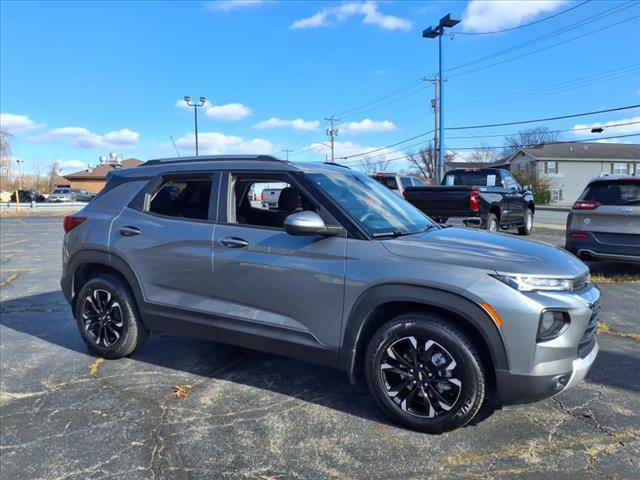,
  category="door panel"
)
[110,207,216,313]
[212,223,347,348]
